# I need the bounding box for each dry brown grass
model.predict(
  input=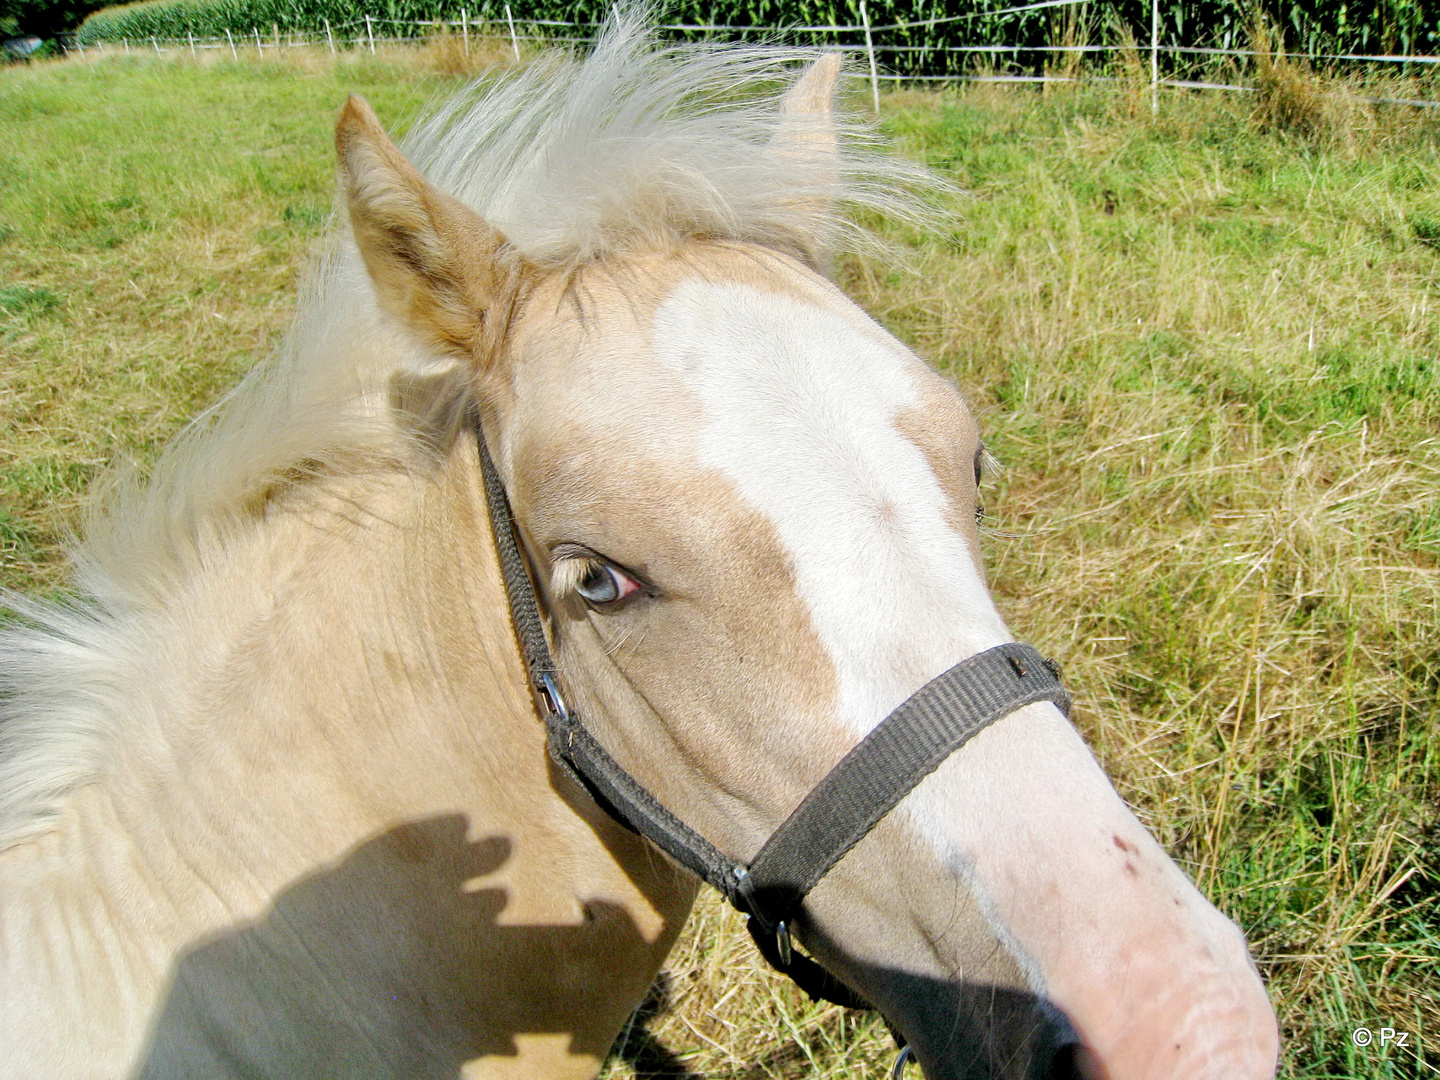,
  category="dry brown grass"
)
[1246,15,1381,151]
[1043,2,1093,88]
[73,31,521,77]
[1249,16,1327,136]
[1108,20,1151,121]
[411,26,522,78]
[602,895,896,1079]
